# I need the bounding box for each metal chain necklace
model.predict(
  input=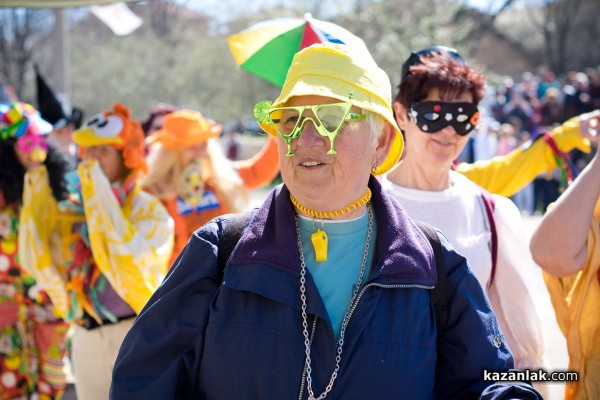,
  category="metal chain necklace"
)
[294,203,373,400]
